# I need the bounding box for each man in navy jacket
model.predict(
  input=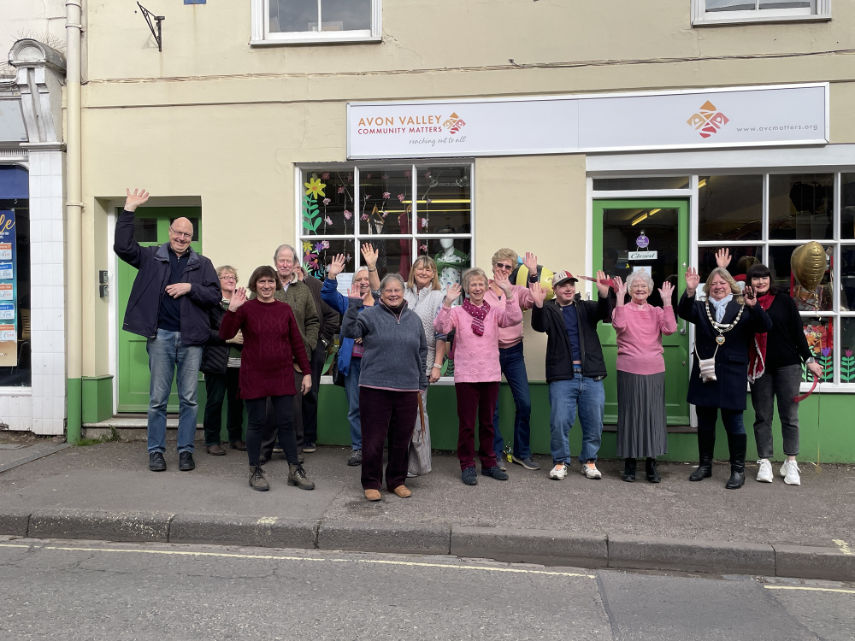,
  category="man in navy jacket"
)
[114,188,220,472]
